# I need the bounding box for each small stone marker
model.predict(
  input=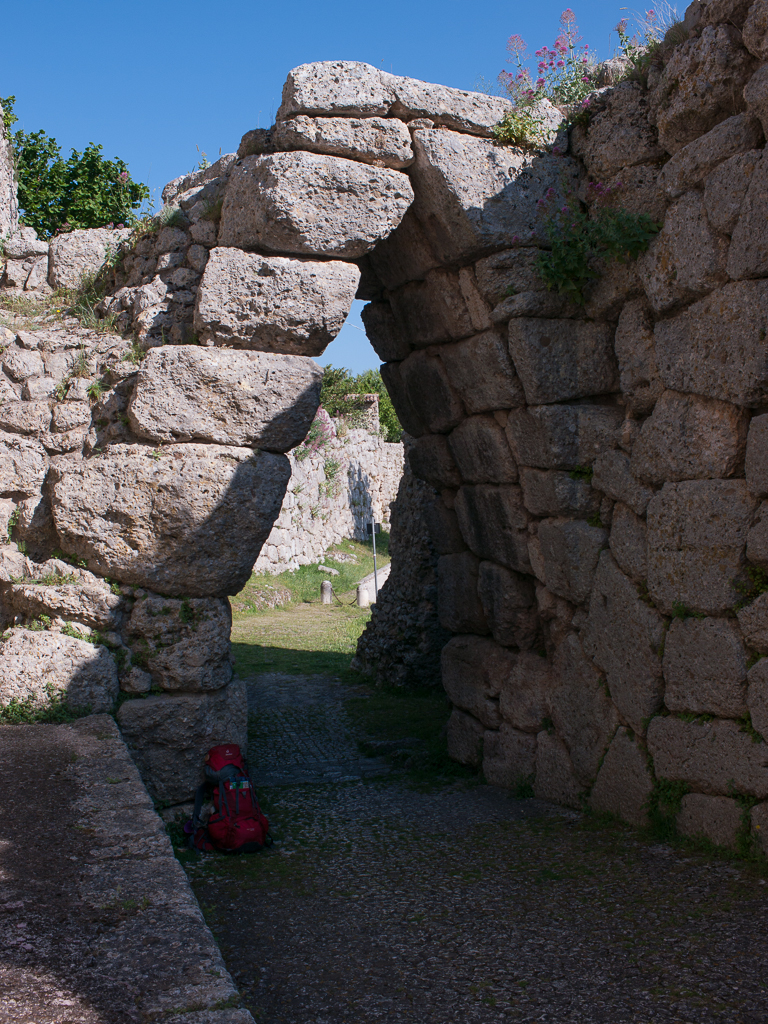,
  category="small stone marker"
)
[321,580,333,605]
[357,584,370,608]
